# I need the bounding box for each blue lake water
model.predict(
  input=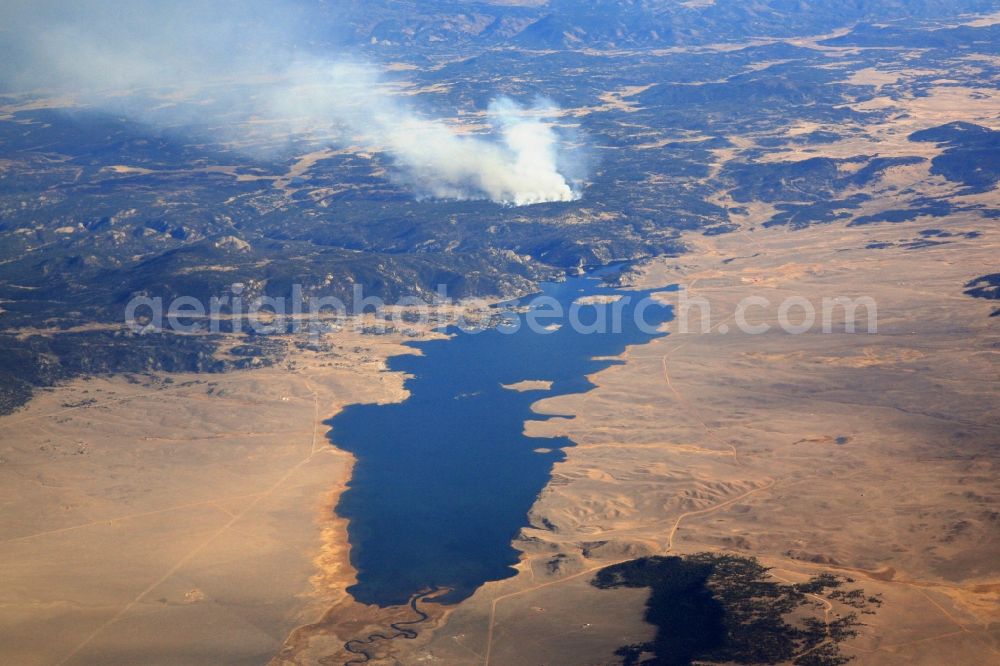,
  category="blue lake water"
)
[327,272,673,606]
